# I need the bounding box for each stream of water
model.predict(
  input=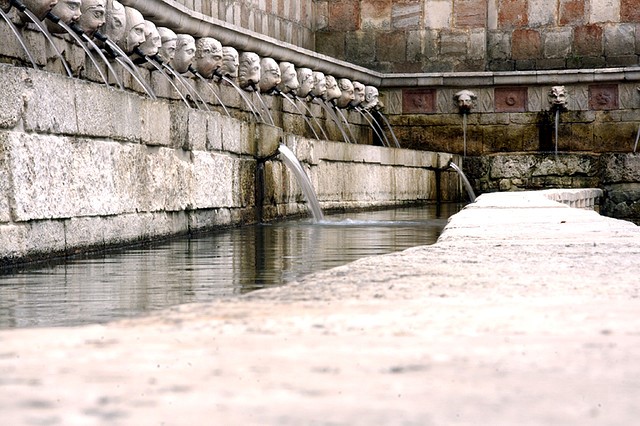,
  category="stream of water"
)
[0,204,462,329]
